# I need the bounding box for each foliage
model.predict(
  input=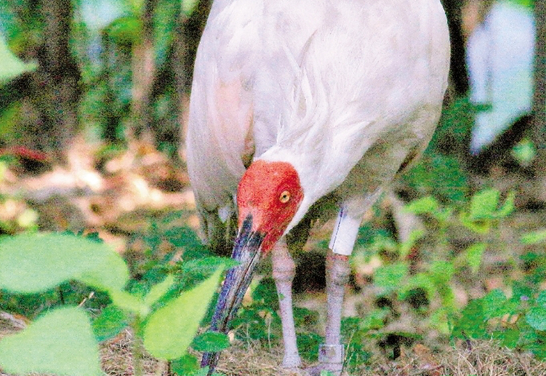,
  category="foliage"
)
[0,232,231,376]
[216,186,545,373]
[452,287,546,359]
[0,35,36,83]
